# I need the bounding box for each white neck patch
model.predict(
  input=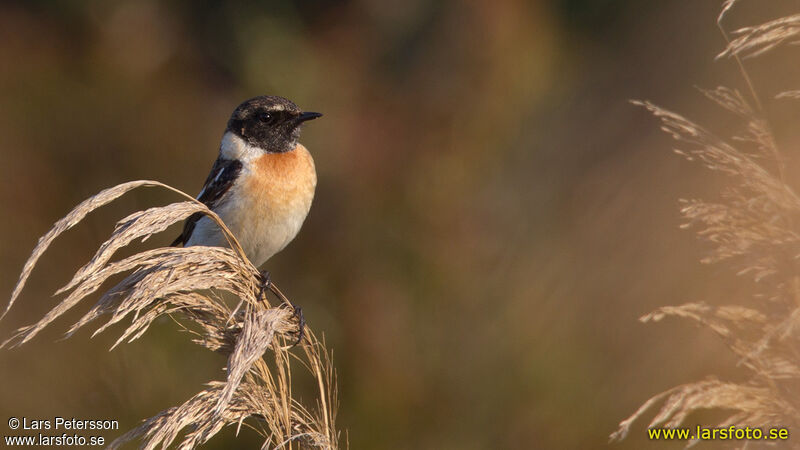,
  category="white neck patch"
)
[219,131,263,163]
